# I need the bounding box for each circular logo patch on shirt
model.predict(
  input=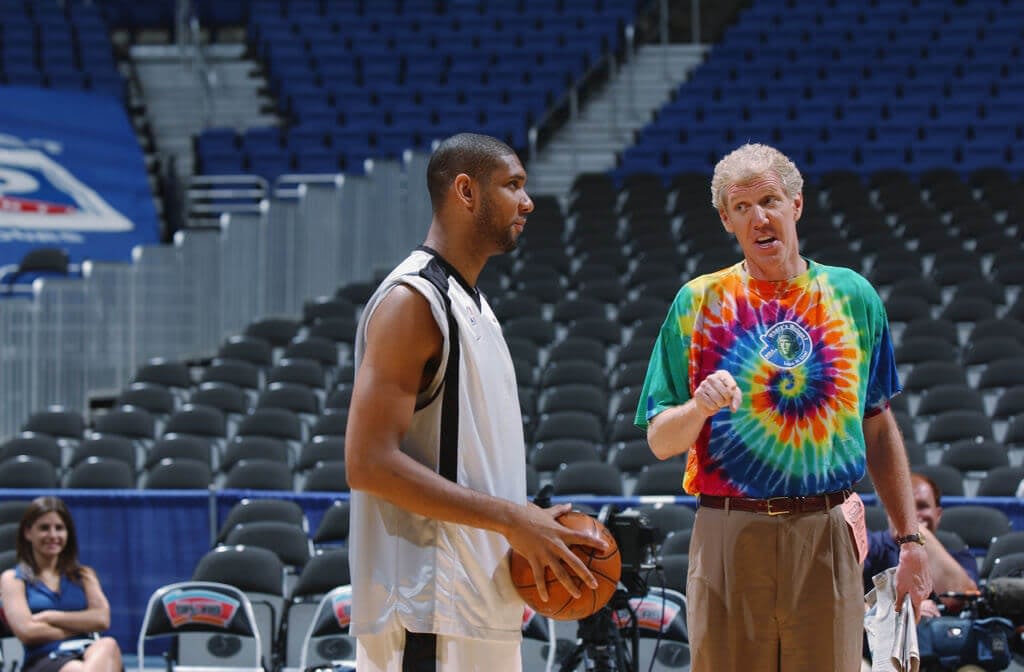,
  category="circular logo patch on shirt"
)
[759,321,812,369]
